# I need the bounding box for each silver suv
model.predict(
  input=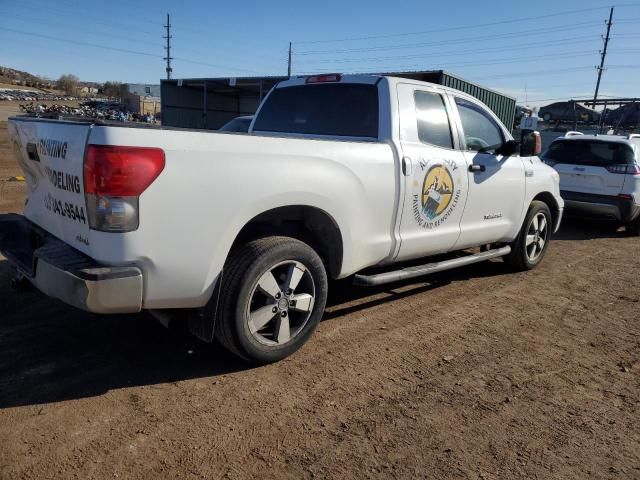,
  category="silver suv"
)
[541,133,640,234]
